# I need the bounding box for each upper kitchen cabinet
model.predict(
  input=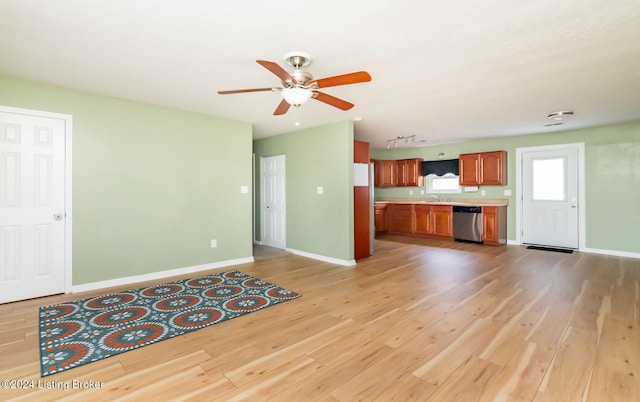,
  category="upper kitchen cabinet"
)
[396,158,424,187]
[459,151,507,185]
[376,159,396,187]
[373,158,423,187]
